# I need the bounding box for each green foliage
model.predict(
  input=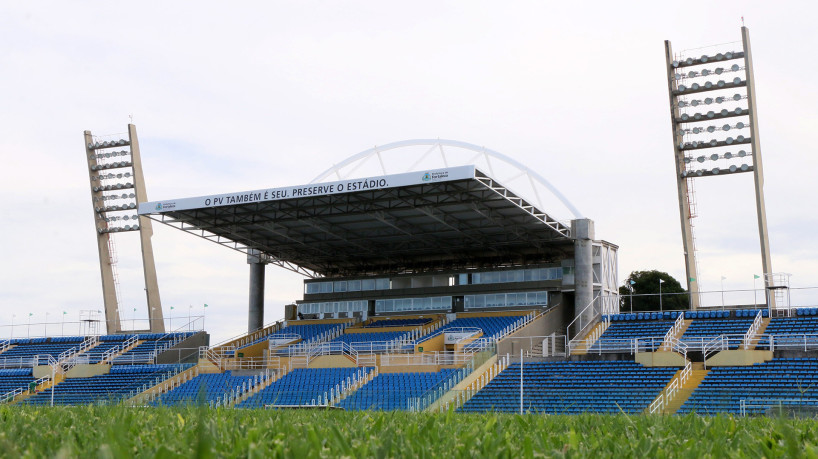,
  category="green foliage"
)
[619,270,690,312]
[1,405,818,457]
